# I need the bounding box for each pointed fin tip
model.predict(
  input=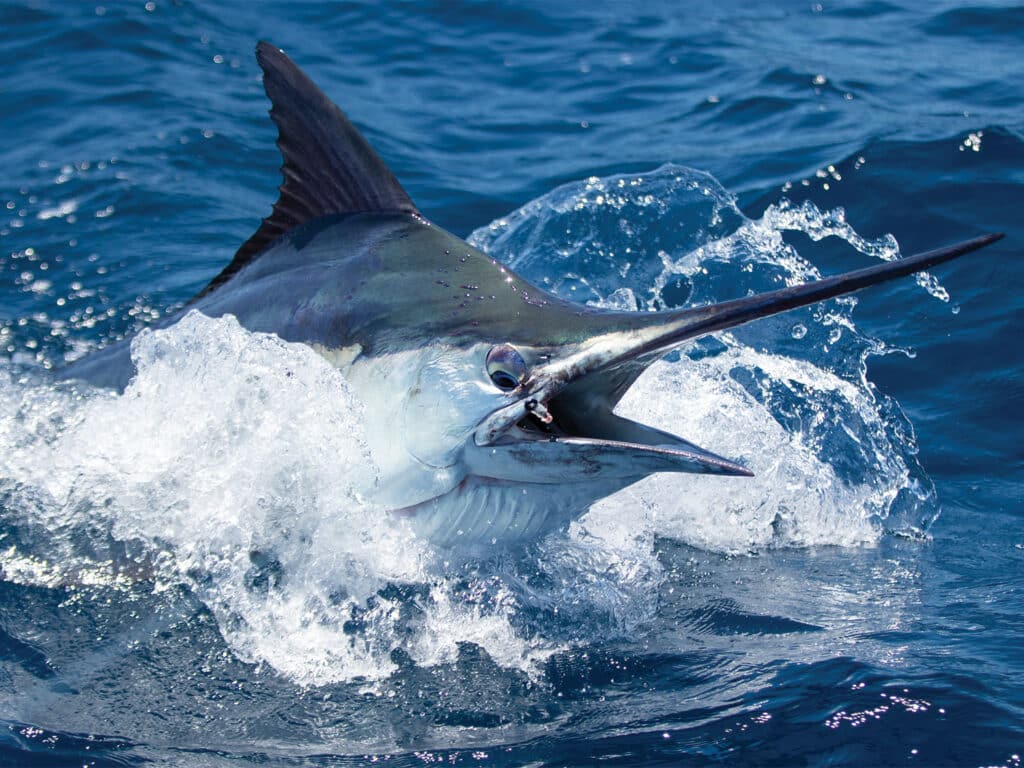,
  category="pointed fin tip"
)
[193,40,419,300]
[256,39,280,59]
